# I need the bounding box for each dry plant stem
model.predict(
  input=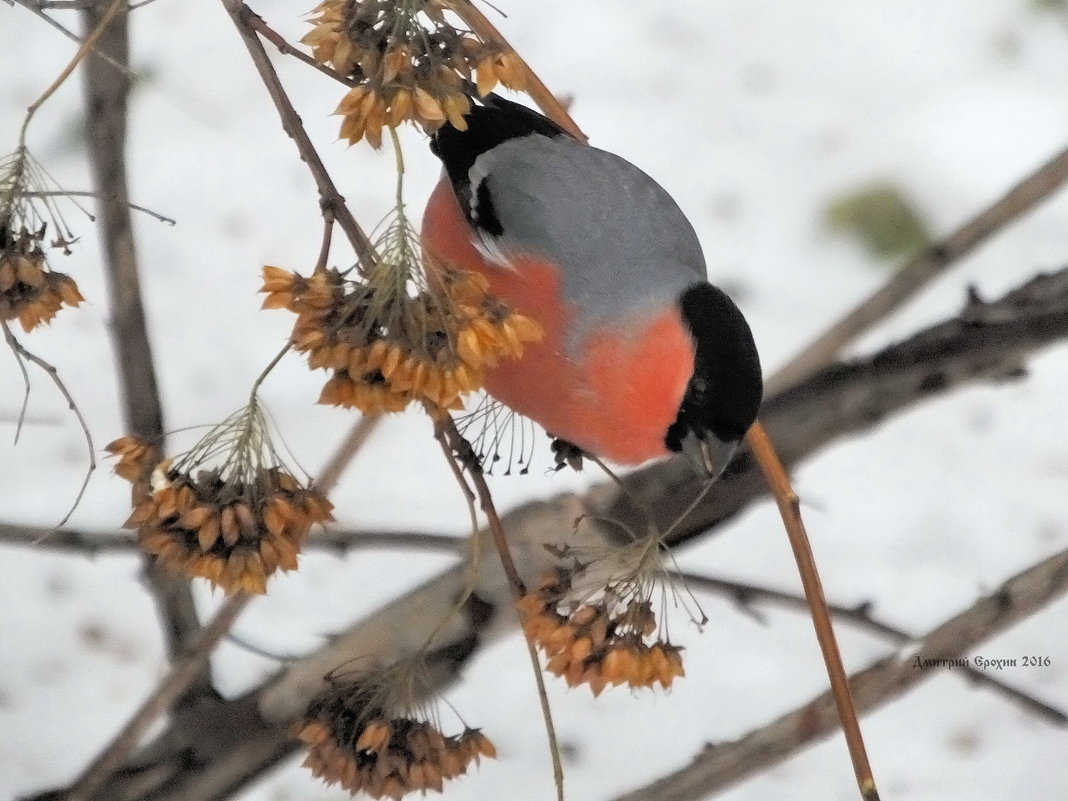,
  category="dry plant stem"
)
[81,0,208,693]
[314,414,381,495]
[1,320,94,529]
[18,0,124,143]
[677,572,1068,727]
[768,143,1068,393]
[444,0,587,142]
[438,416,565,801]
[0,521,463,555]
[28,190,176,224]
[63,594,253,801]
[746,421,878,801]
[243,11,356,86]
[614,546,1068,801]
[10,0,133,77]
[490,31,880,795]
[218,0,377,267]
